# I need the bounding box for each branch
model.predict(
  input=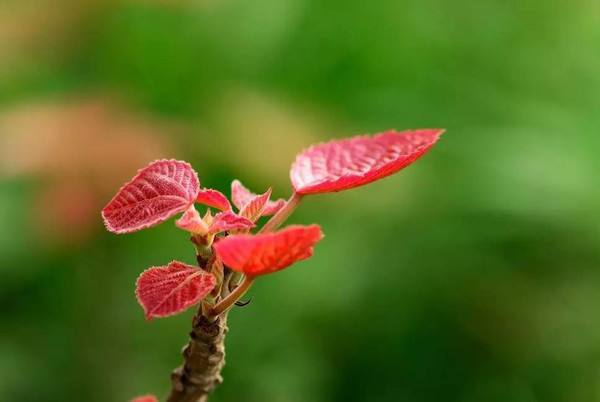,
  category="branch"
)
[167,311,228,402]
[259,192,302,233]
[210,276,254,317]
[166,241,228,402]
